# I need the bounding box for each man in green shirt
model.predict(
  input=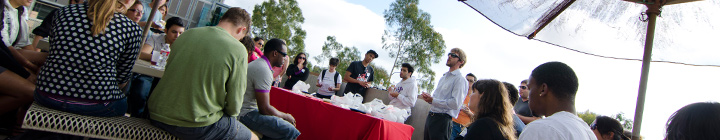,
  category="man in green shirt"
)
[147,7,255,140]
